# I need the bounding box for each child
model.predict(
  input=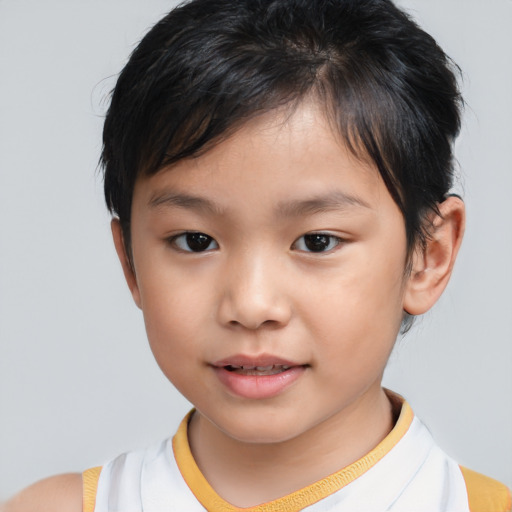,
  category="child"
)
[4,0,510,510]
